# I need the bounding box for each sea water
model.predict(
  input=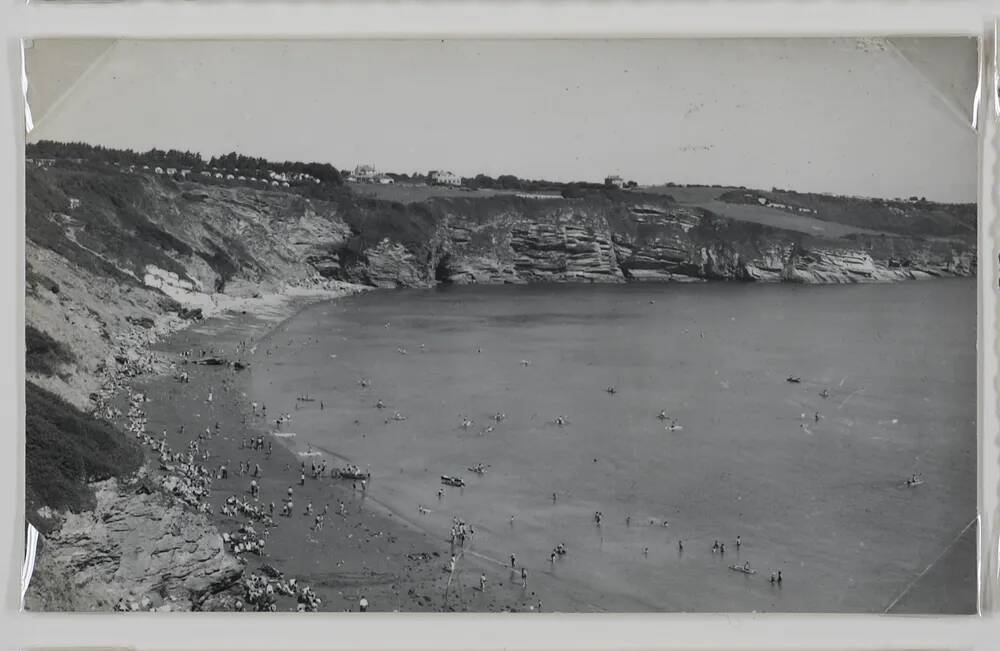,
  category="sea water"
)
[251,279,976,612]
